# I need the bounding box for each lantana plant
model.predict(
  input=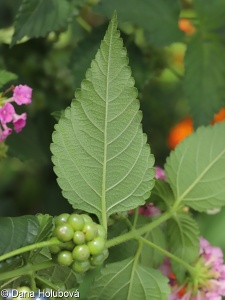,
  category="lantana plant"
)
[1,13,225,300]
[0,85,32,142]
